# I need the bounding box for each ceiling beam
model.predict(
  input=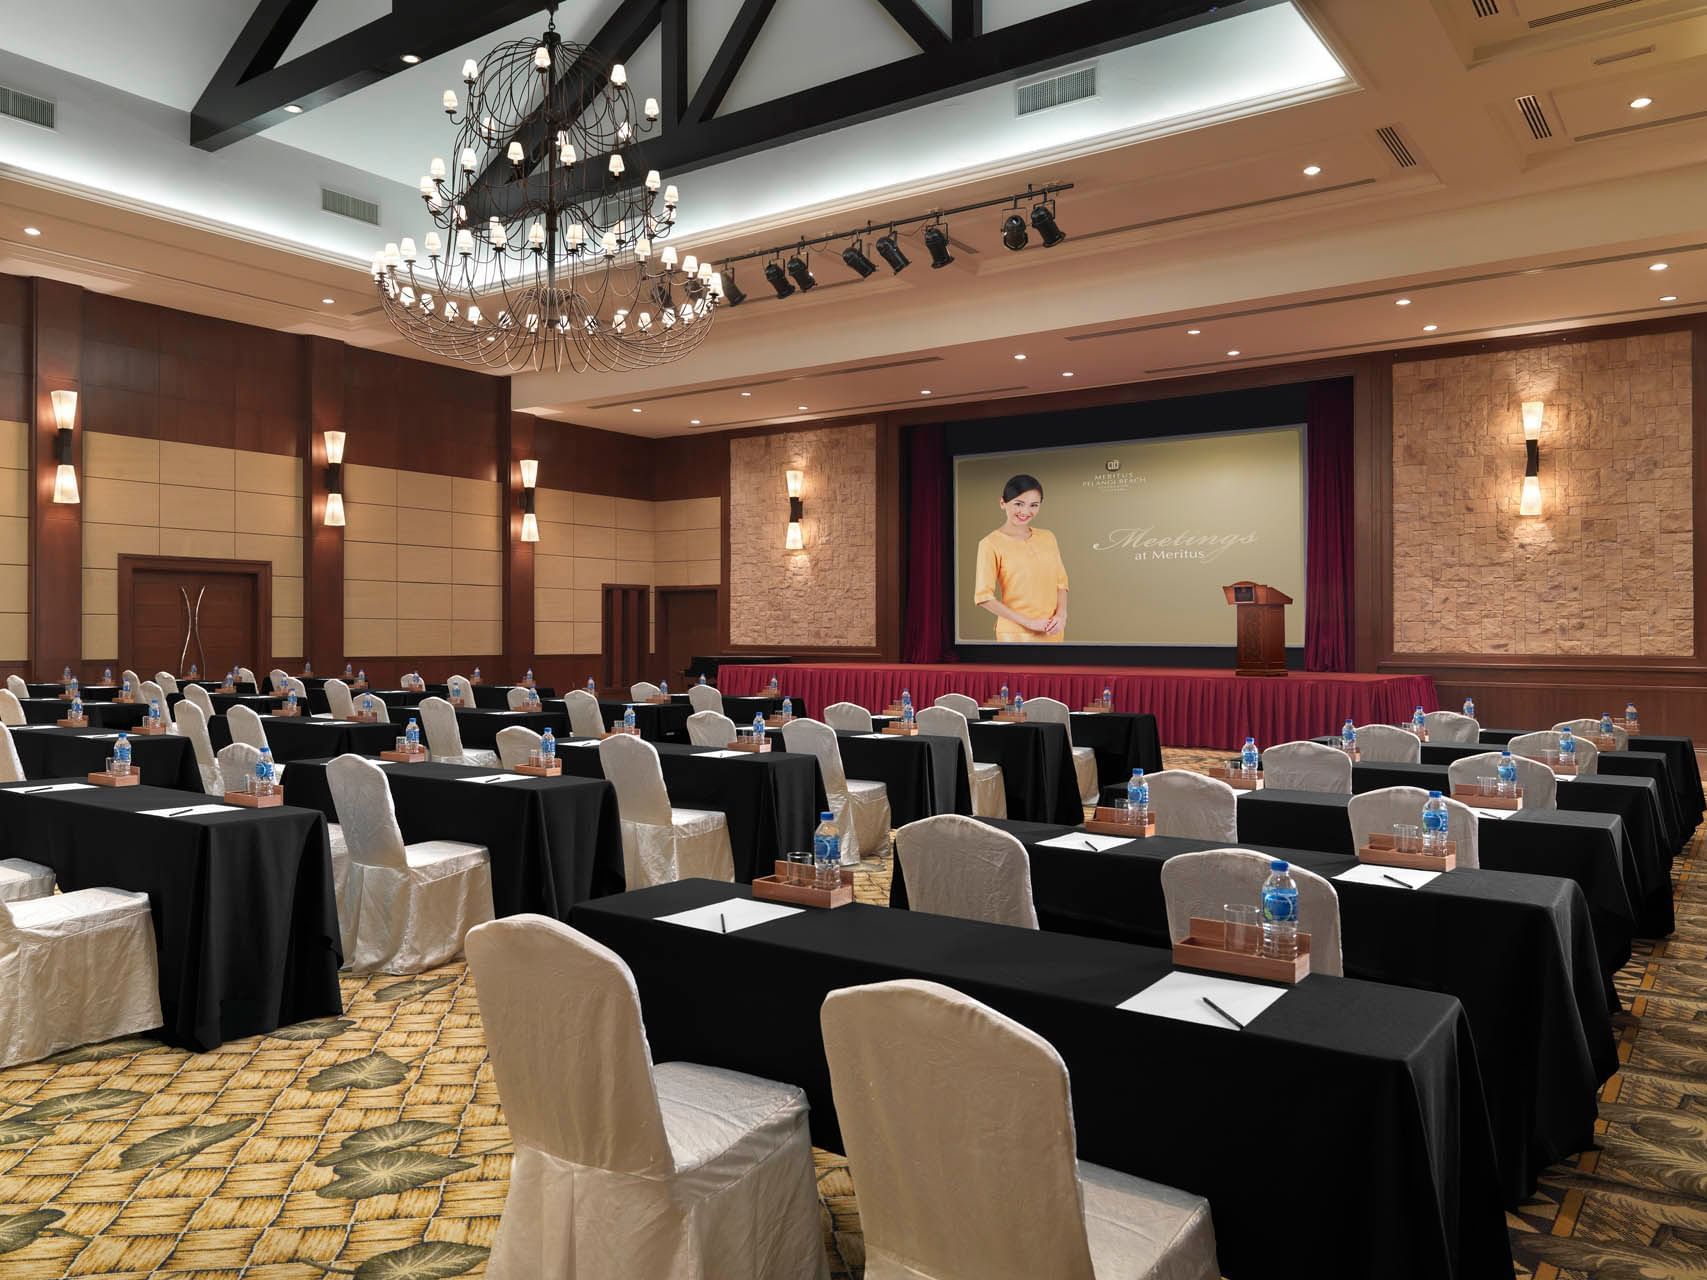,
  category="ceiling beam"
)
[872,0,950,51]
[684,0,778,126]
[952,0,983,41]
